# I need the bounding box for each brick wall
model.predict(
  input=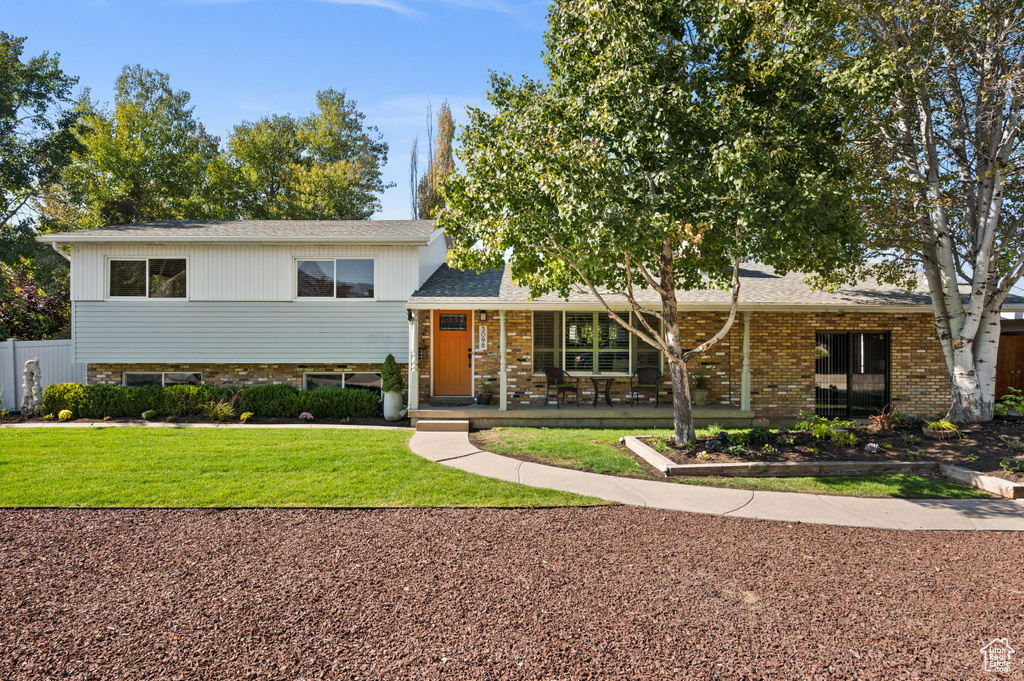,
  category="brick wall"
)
[88,362,405,390]
[416,308,950,419]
